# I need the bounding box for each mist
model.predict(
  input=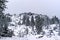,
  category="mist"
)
[5,0,60,18]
